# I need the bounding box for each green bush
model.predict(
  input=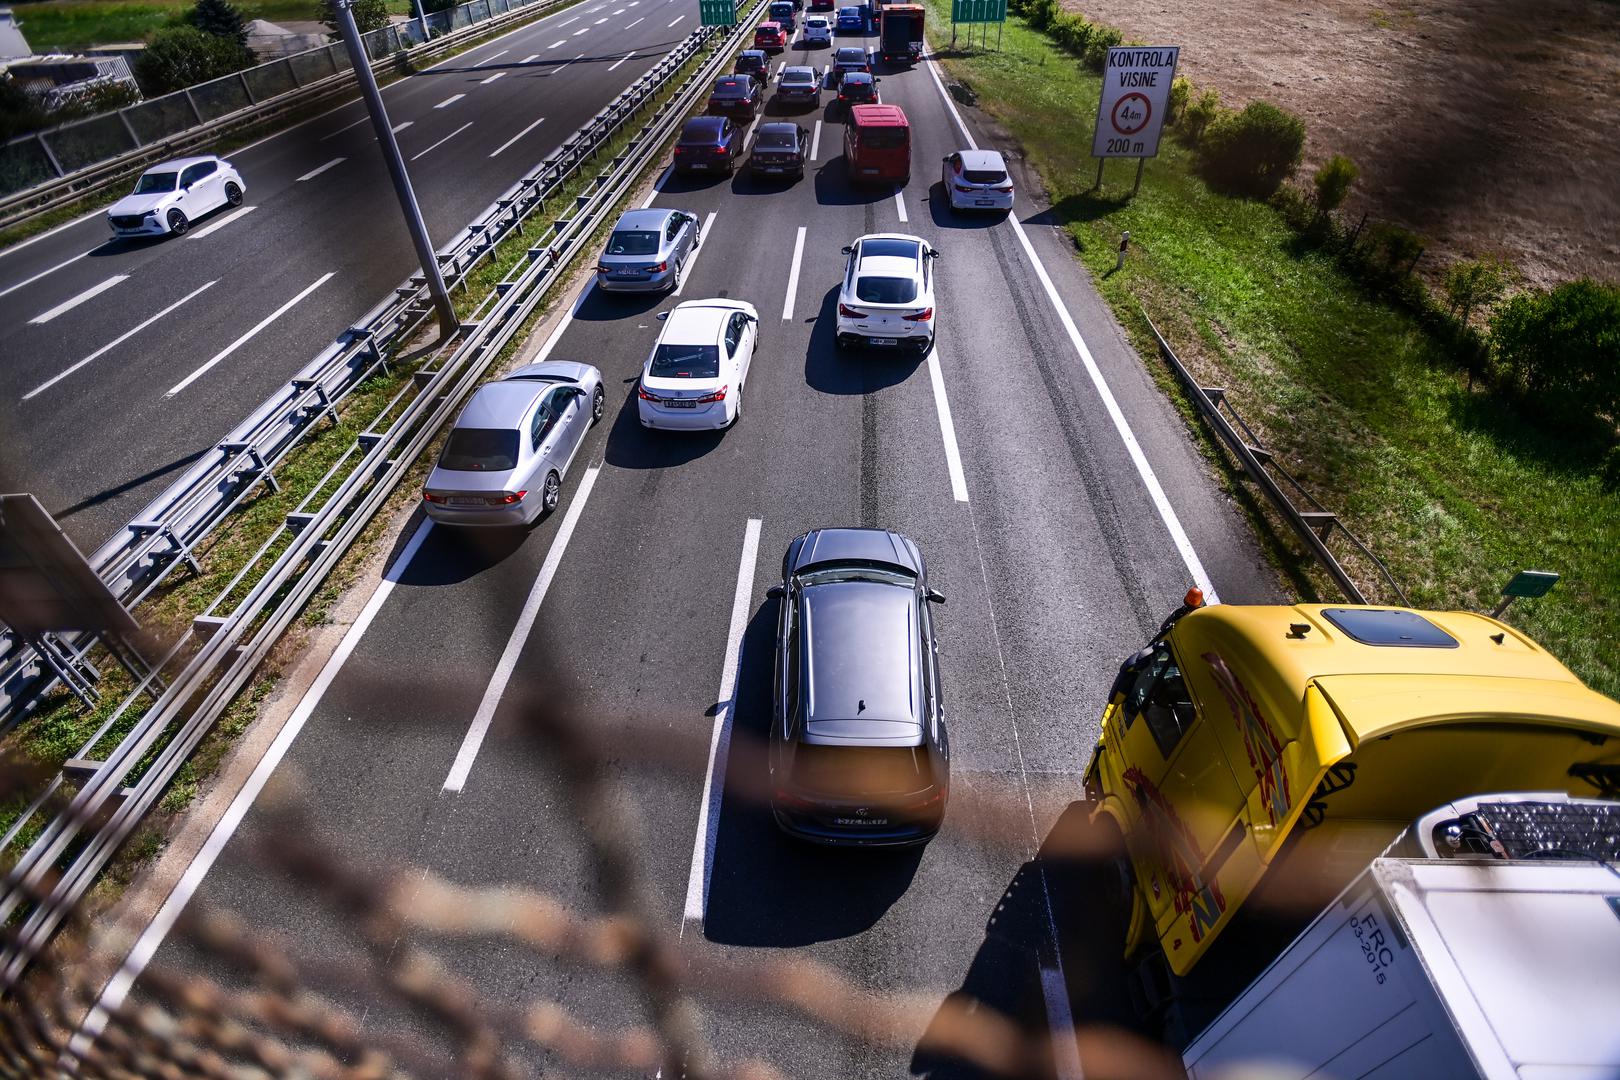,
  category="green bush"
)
[1365,221,1424,275]
[1442,256,1511,327]
[1312,153,1358,215]
[134,26,254,95]
[1049,12,1094,55]
[1179,87,1222,144]
[1197,100,1305,197]
[1166,75,1189,125]
[1081,24,1121,71]
[323,0,391,35]
[1490,279,1620,431]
